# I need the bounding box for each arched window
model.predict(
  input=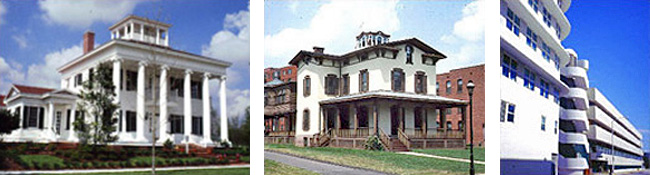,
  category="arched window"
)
[303,109,310,131]
[391,68,405,92]
[405,45,414,64]
[457,79,463,93]
[446,80,451,94]
[303,76,311,97]
[415,71,427,94]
